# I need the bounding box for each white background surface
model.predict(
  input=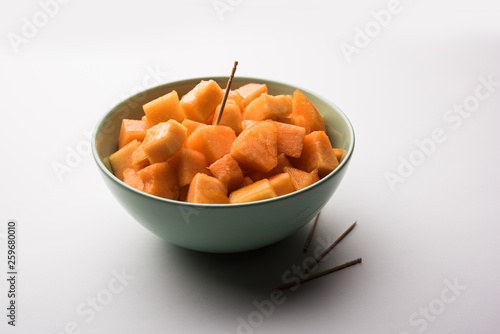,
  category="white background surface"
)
[1,0,500,333]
